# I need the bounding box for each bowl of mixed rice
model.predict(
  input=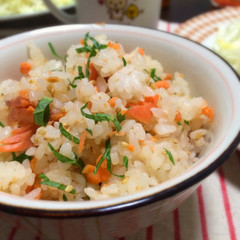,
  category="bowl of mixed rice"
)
[0,24,239,238]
